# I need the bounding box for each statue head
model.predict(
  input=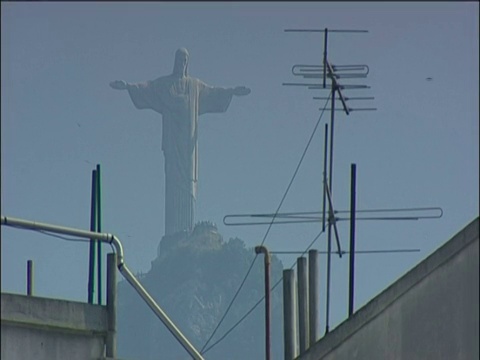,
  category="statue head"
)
[173,47,189,77]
